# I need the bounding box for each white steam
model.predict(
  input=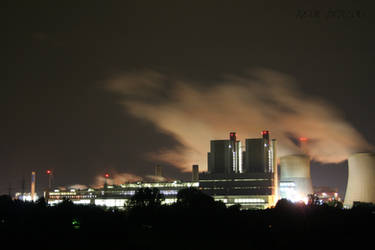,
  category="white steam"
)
[107,69,373,172]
